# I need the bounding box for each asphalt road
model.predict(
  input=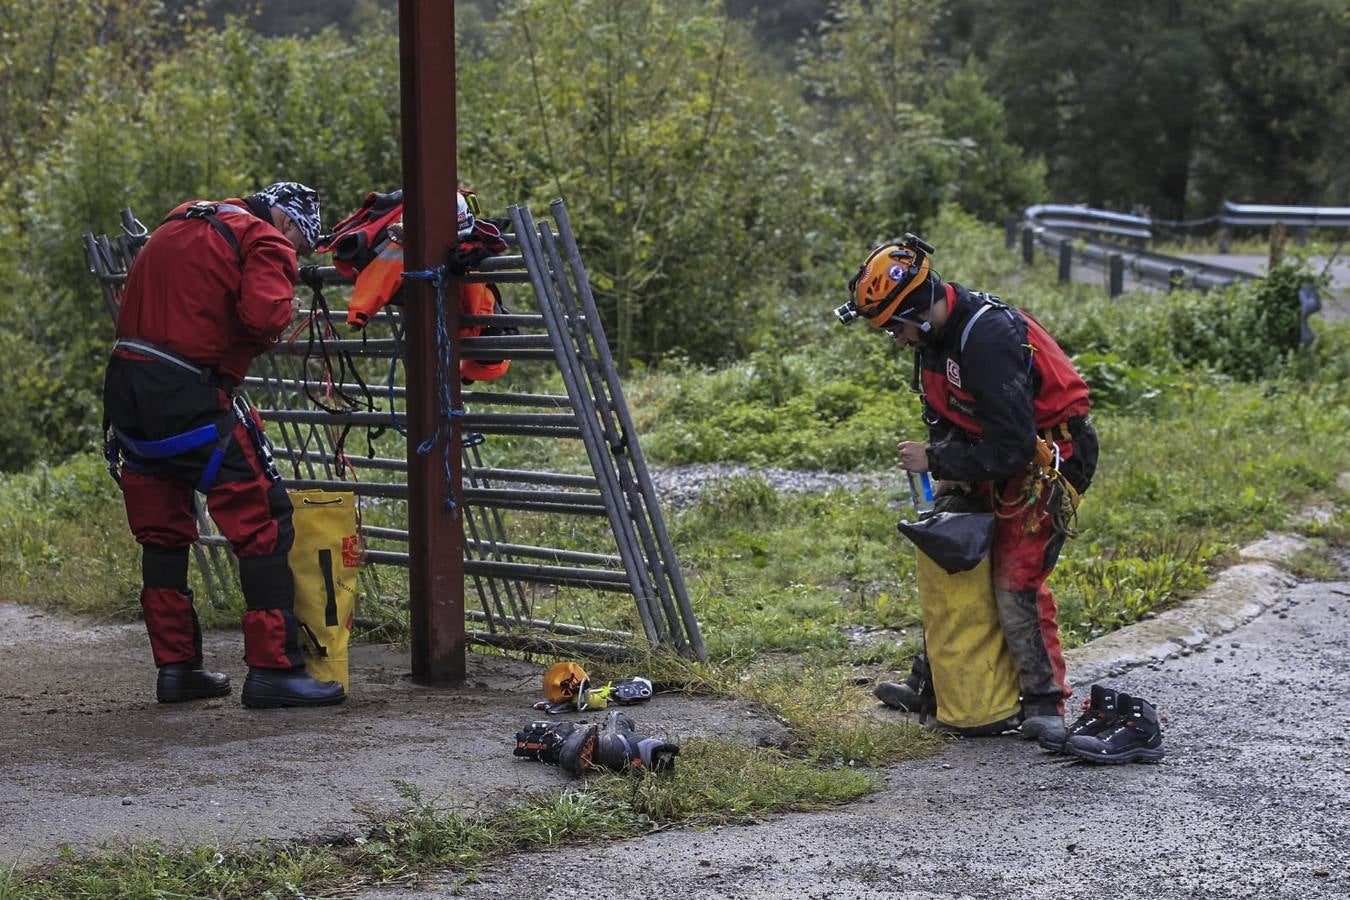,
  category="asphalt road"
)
[1179,253,1350,322]
[364,548,1350,900]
